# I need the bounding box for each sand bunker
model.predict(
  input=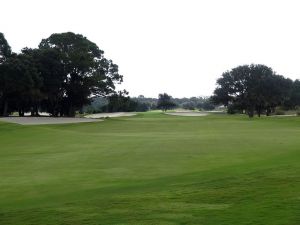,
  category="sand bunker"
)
[85,112,136,119]
[0,112,136,125]
[0,117,101,125]
[165,112,208,117]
